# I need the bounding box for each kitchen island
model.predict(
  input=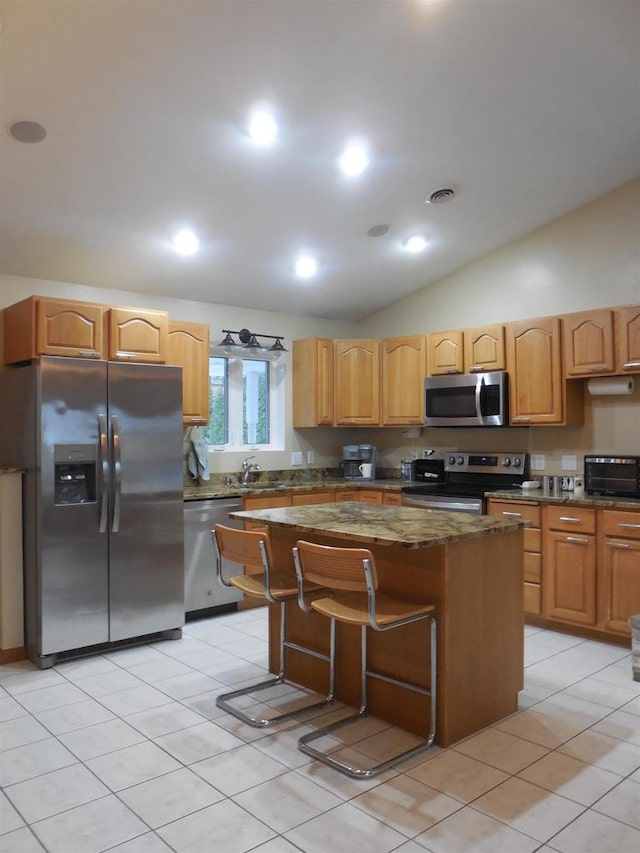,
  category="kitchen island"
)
[230,501,526,747]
